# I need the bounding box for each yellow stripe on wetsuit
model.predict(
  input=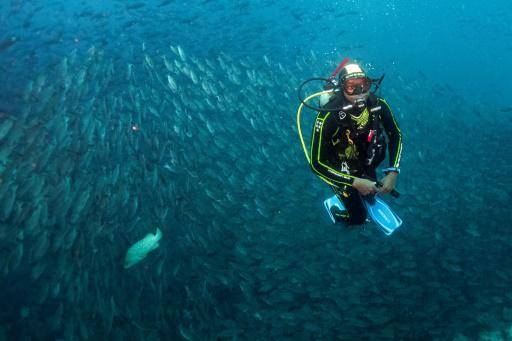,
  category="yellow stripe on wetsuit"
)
[309,112,356,187]
[380,98,403,168]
